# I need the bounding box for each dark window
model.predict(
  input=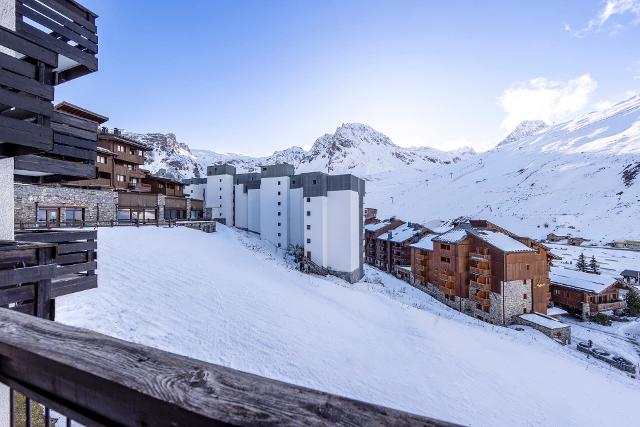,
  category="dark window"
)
[277,243,281,247]
[219,187,222,191]
[523,294,528,300]
[278,232,281,237]
[219,179,222,182]
[312,179,316,185]
[219,196,222,199]
[278,212,281,216]
[526,264,530,270]
[307,238,311,244]
[278,191,281,196]
[278,181,281,185]
[277,201,281,206]
[441,256,450,263]
[278,222,281,226]
[306,197,310,202]
[306,224,311,230]
[306,211,311,216]
[441,244,451,250]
